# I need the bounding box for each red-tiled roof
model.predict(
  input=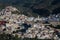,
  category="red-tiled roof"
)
[0,21,6,25]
